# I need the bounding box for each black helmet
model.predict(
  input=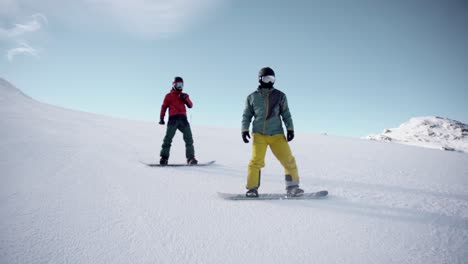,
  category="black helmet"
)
[172,76,184,91]
[258,67,275,78]
[258,67,275,87]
